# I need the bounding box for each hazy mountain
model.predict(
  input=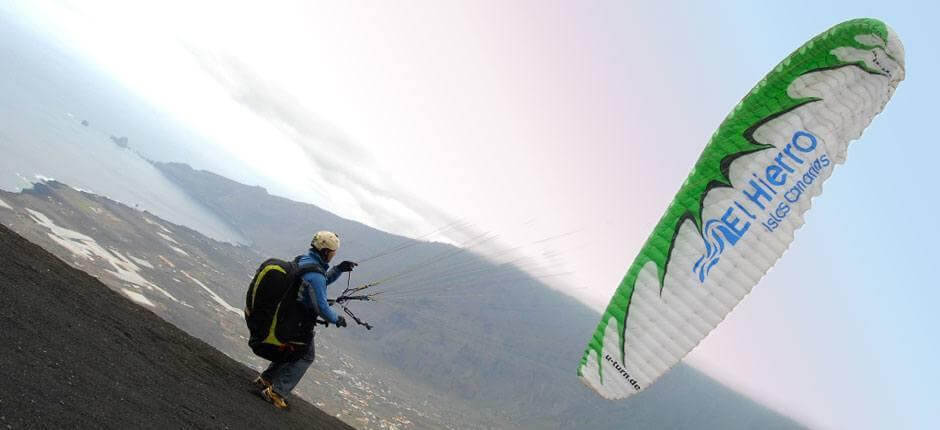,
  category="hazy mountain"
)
[0,167,805,429]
